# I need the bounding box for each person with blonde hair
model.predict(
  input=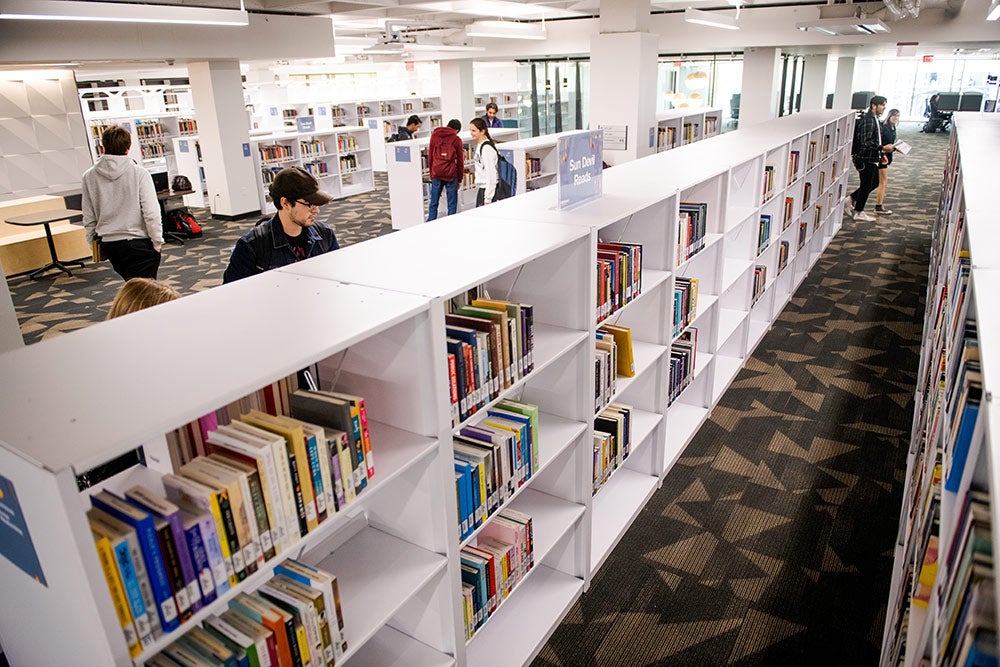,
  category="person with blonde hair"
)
[106,277,180,319]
